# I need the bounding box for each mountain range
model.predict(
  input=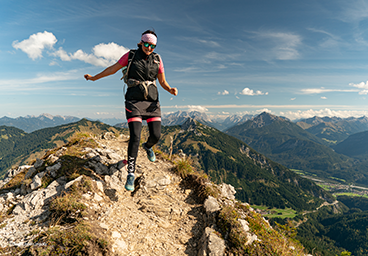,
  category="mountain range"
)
[0,119,122,178]
[225,112,368,185]
[0,114,127,132]
[2,112,368,185]
[296,115,368,145]
[157,118,333,211]
[0,114,80,133]
[3,111,368,136]
[114,111,254,131]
